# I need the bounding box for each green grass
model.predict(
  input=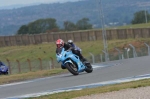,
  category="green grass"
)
[0,43,56,62]
[0,38,147,63]
[0,69,68,85]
